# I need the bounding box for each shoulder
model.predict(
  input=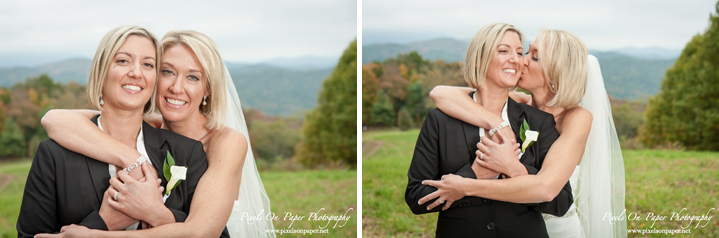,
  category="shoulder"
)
[562,106,593,132]
[206,125,248,166]
[210,126,248,152]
